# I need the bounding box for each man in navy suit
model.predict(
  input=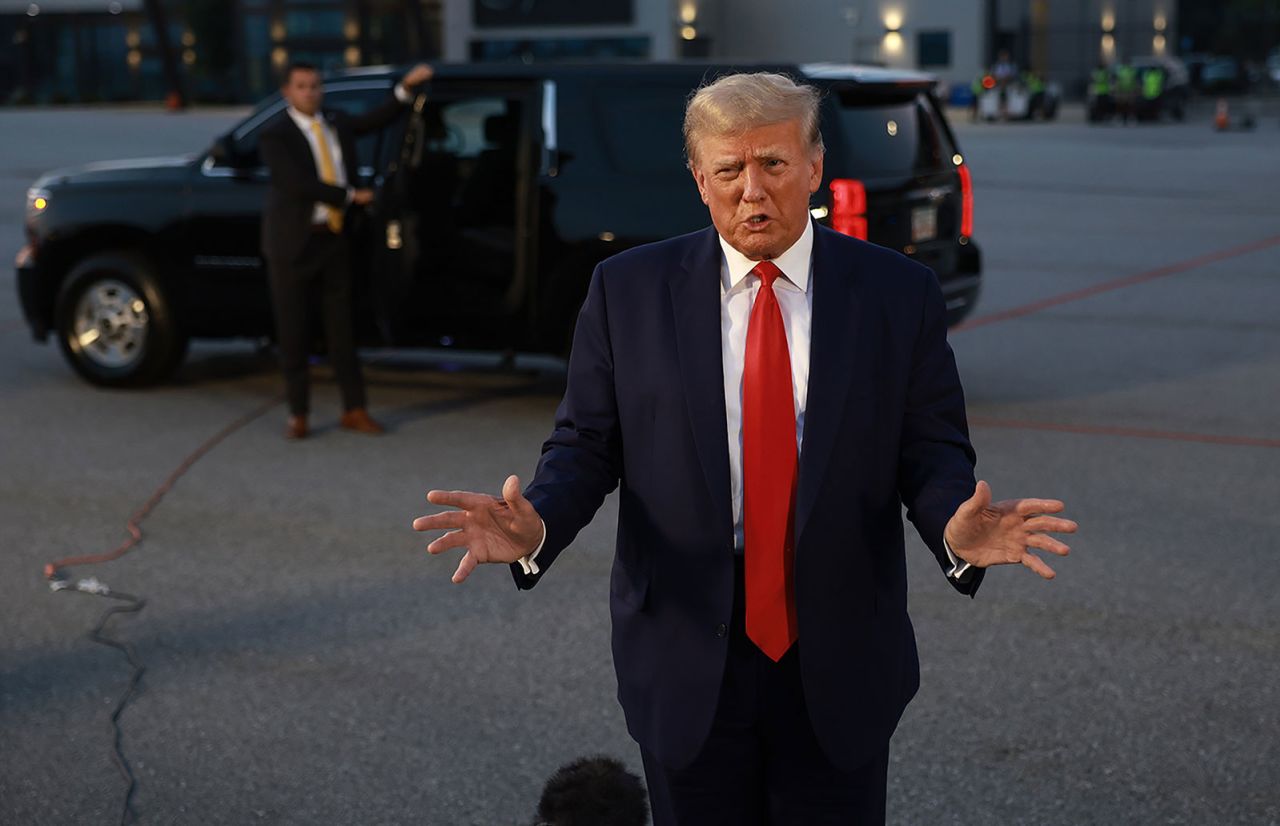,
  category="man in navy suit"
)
[413,73,1077,824]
